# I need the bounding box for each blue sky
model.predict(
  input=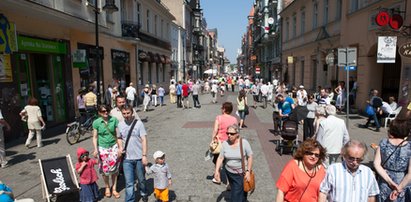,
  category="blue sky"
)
[201,0,252,64]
